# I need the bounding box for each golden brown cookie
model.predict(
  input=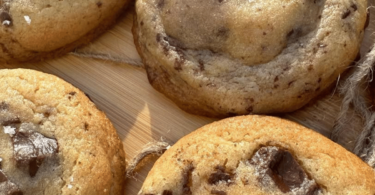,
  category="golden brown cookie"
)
[0,0,130,63]
[133,0,368,117]
[139,115,375,194]
[0,69,126,194]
